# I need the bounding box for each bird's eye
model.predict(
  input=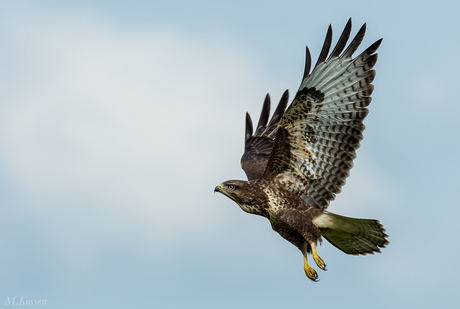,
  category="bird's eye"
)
[227,184,235,190]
